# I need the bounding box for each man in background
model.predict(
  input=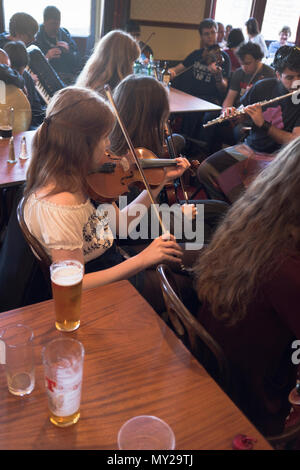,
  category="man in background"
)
[35,5,82,84]
[0,12,38,48]
[4,41,45,129]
